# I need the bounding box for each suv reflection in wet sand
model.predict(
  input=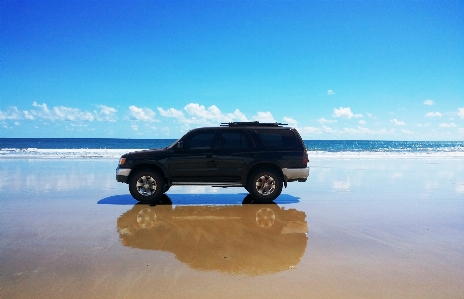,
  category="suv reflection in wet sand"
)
[117,195,308,276]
